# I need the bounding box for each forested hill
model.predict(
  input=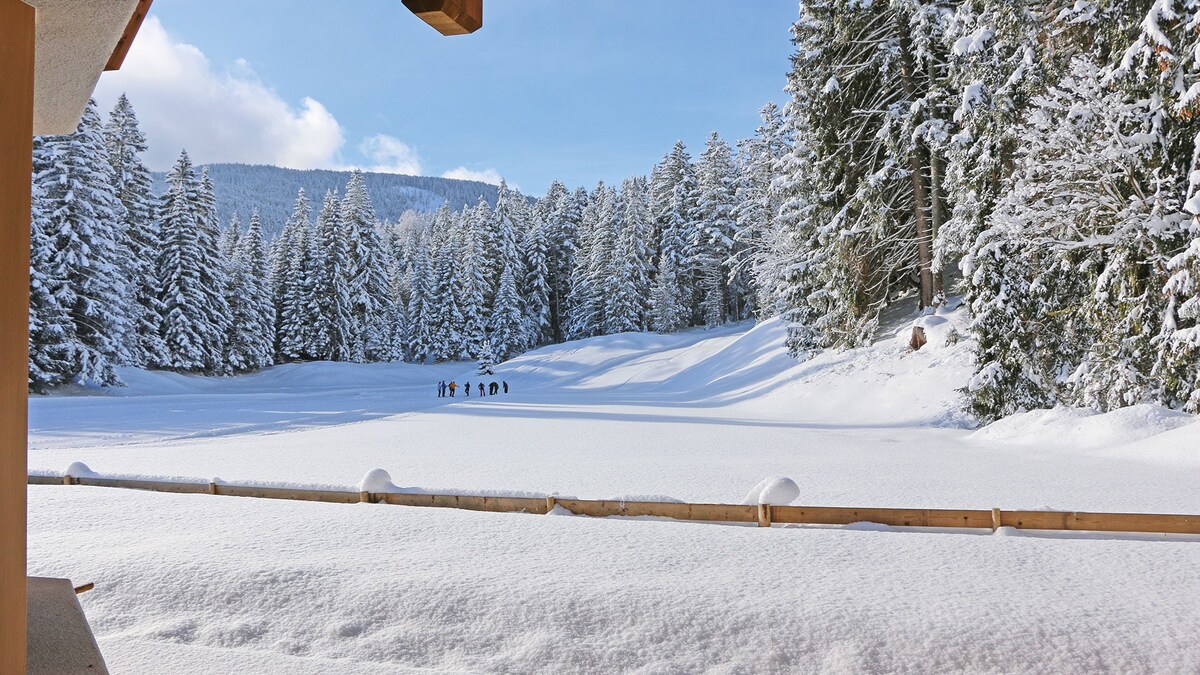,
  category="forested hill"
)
[152,163,502,235]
